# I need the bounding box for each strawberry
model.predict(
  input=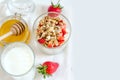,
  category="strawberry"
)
[37,61,59,78]
[58,40,64,46]
[62,28,67,36]
[57,36,65,46]
[47,43,53,48]
[48,0,63,17]
[59,20,63,23]
[58,36,64,42]
[38,38,45,44]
